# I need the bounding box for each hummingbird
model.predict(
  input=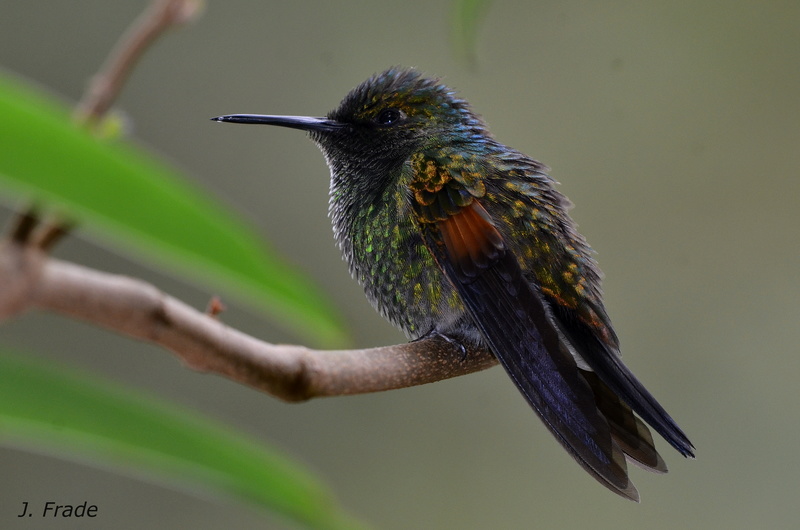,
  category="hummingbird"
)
[212,67,694,500]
